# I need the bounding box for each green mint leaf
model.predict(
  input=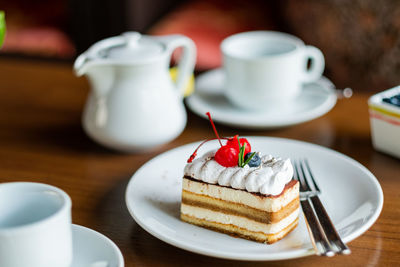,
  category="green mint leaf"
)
[239,145,246,167]
[236,136,251,168]
[237,136,242,167]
